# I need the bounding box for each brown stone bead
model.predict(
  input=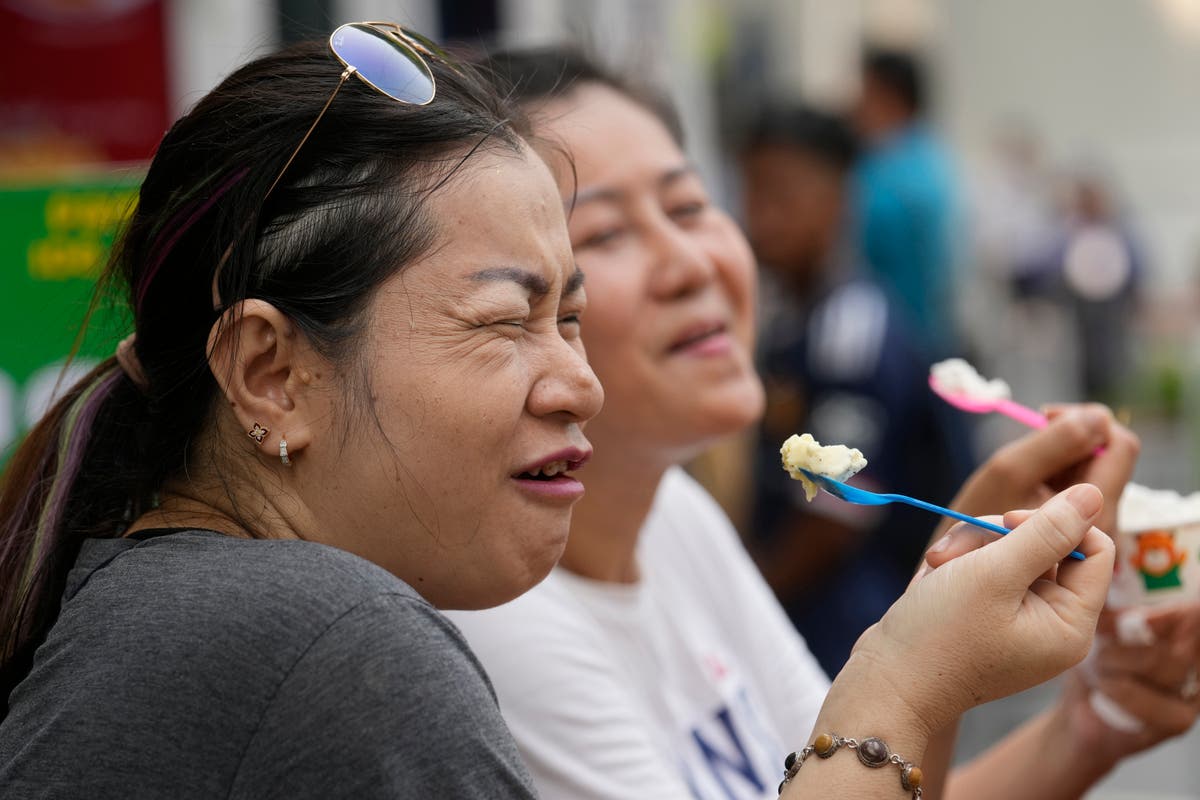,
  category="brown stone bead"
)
[813,733,835,756]
[903,766,923,790]
[857,737,890,767]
